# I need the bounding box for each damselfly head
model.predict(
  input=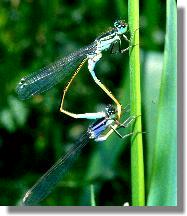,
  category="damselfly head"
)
[105,104,117,119]
[114,20,128,35]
